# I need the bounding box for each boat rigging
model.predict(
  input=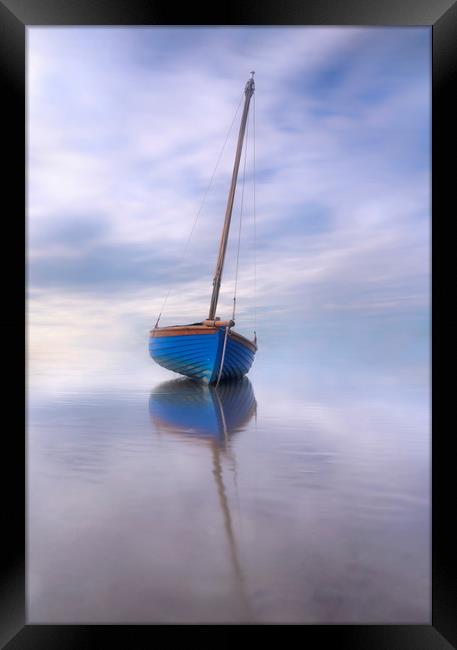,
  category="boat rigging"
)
[149,73,257,384]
